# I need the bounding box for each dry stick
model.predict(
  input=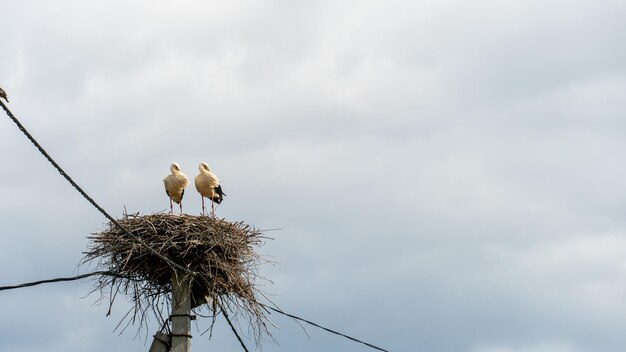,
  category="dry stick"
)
[84,214,268,341]
[0,100,193,276]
